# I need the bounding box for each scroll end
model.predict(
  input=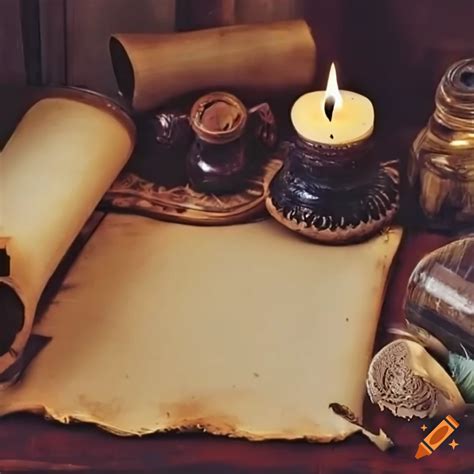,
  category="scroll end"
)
[0,237,11,277]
